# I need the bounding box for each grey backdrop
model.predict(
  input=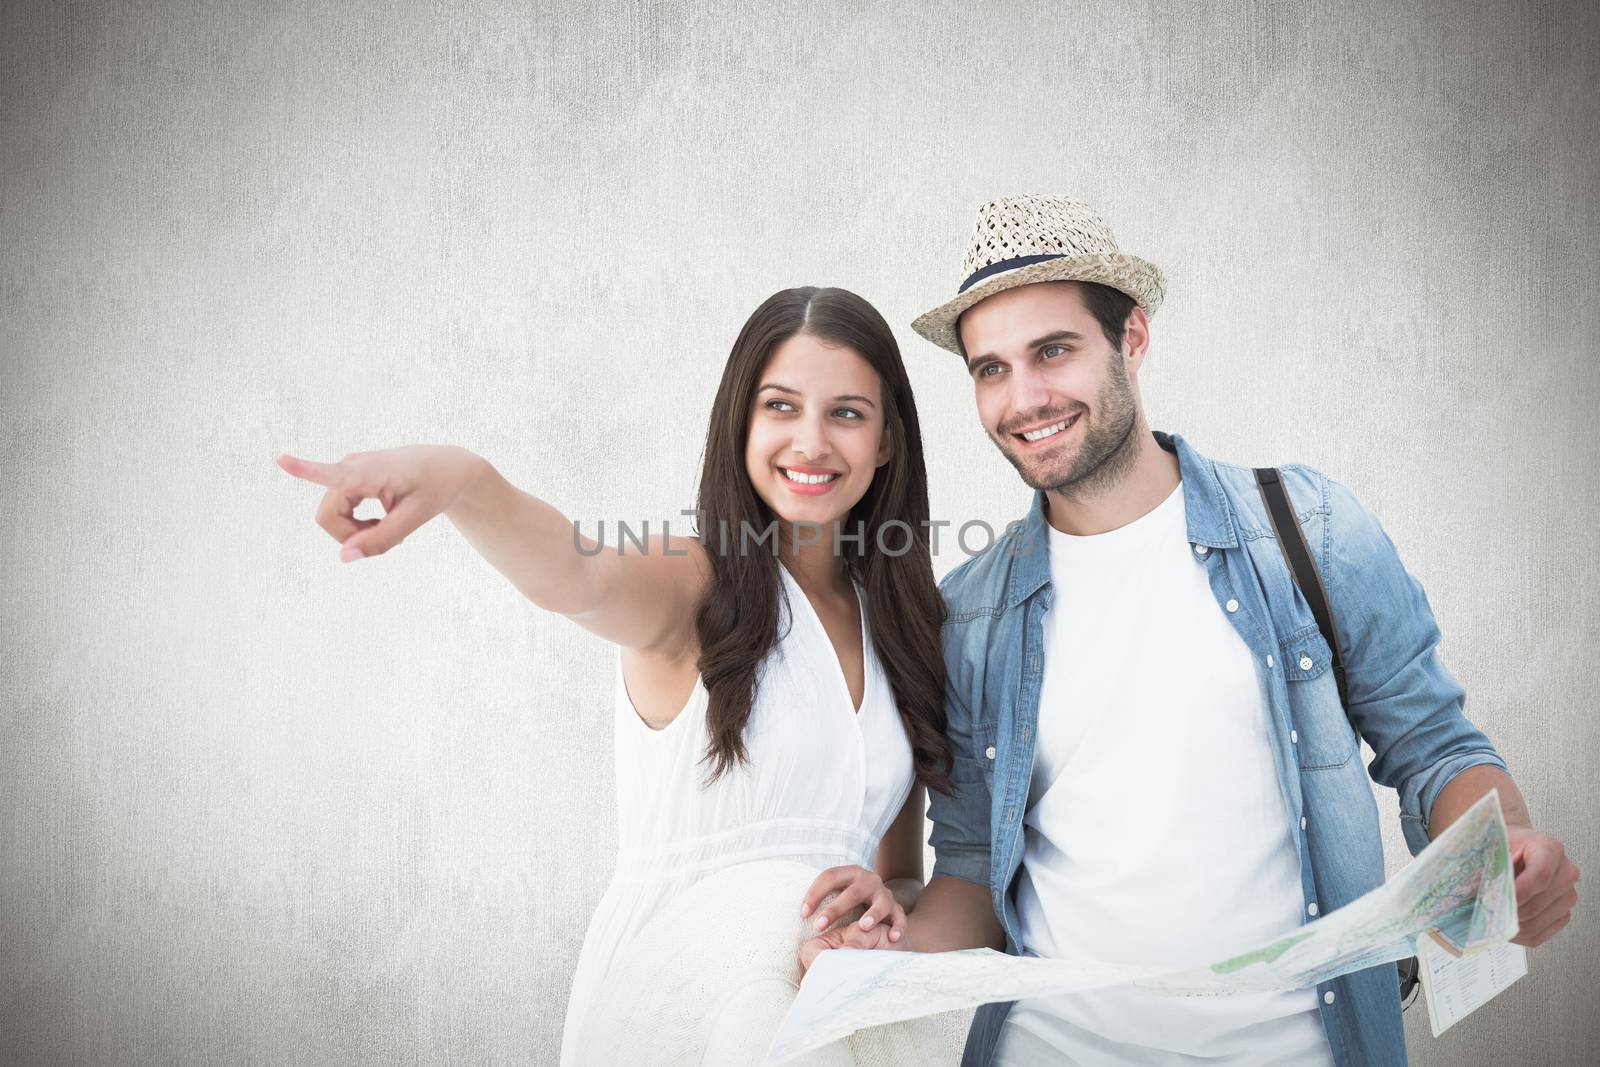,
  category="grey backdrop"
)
[3,0,1595,1063]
